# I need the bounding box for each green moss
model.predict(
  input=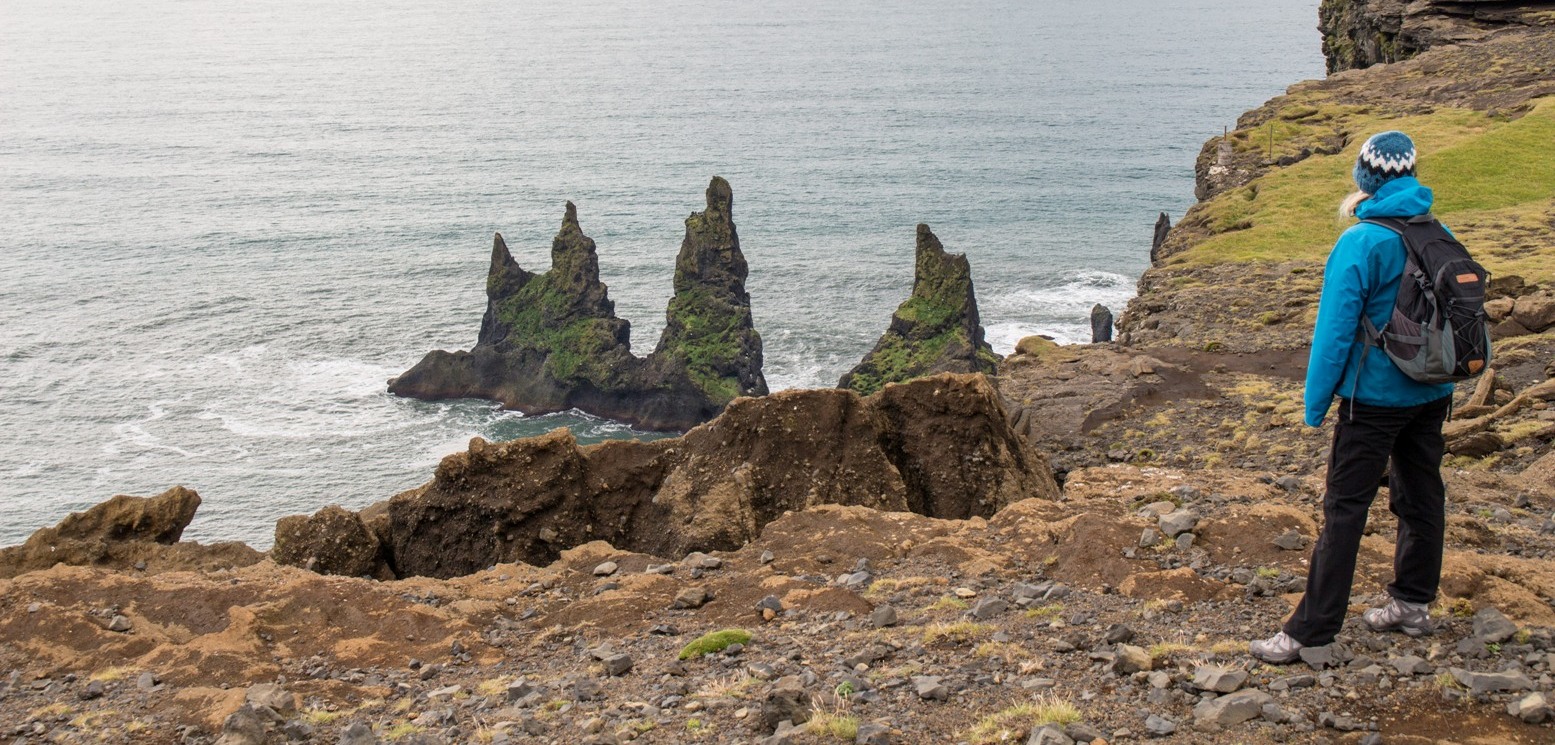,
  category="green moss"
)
[492,274,631,388]
[678,629,752,660]
[661,286,753,405]
[845,329,959,397]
